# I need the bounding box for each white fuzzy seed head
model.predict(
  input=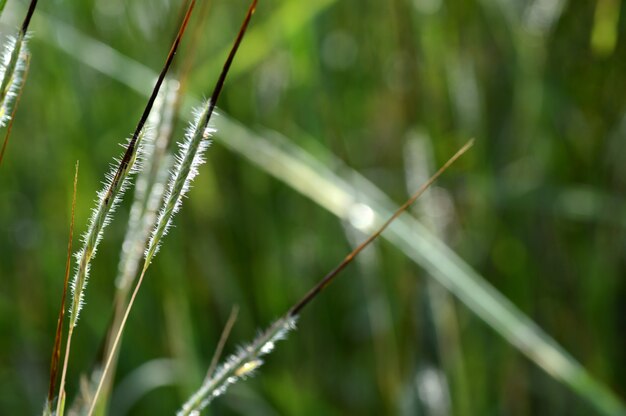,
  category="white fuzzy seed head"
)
[69,129,152,325]
[0,33,29,127]
[178,316,298,415]
[145,100,215,264]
